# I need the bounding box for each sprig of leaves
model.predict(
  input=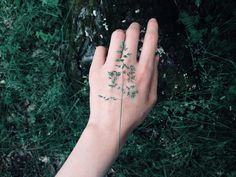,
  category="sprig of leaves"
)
[98,41,138,100]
